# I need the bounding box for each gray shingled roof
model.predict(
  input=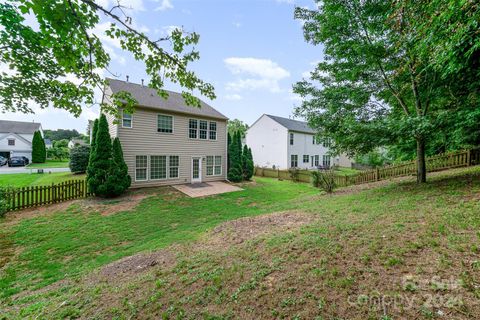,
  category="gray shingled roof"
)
[0,120,41,134]
[265,114,315,134]
[106,78,228,120]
